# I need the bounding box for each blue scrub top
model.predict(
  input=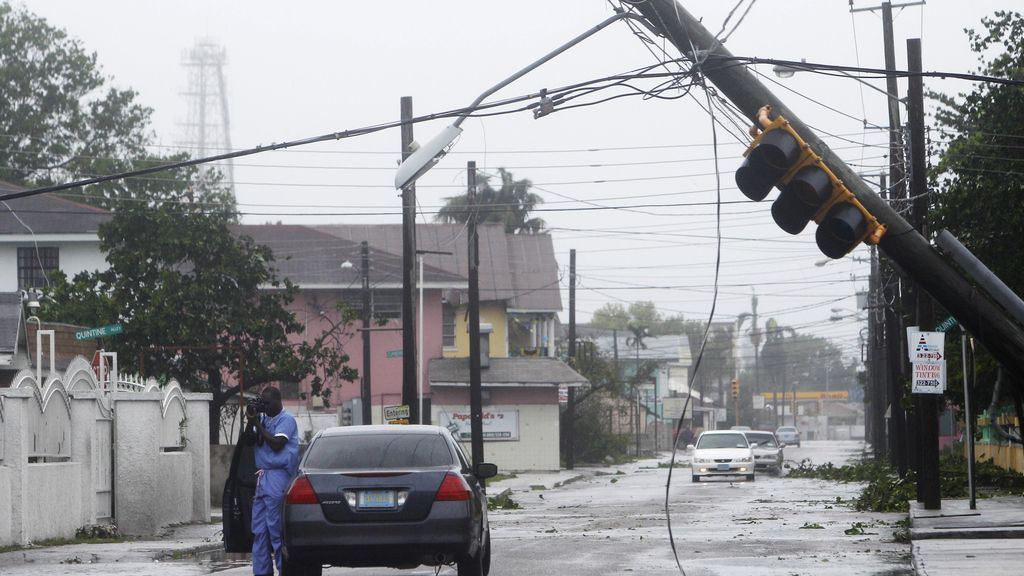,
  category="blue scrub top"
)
[254,409,299,497]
